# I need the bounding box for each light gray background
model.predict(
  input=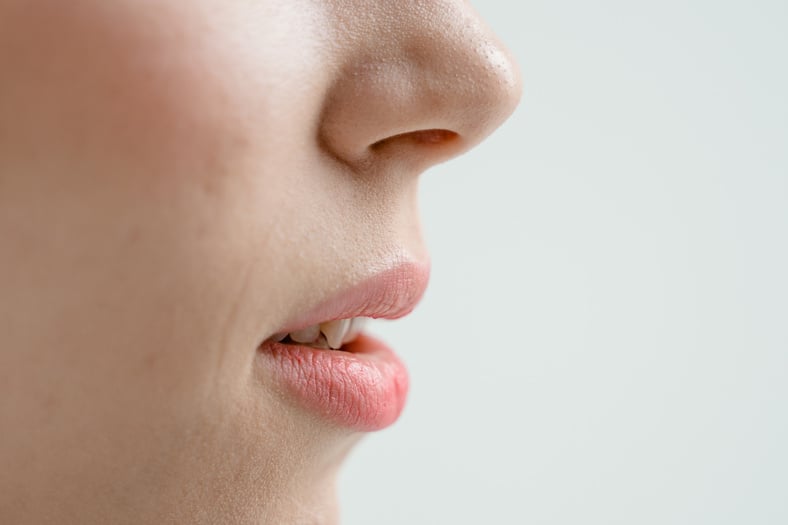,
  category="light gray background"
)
[340,1,788,523]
